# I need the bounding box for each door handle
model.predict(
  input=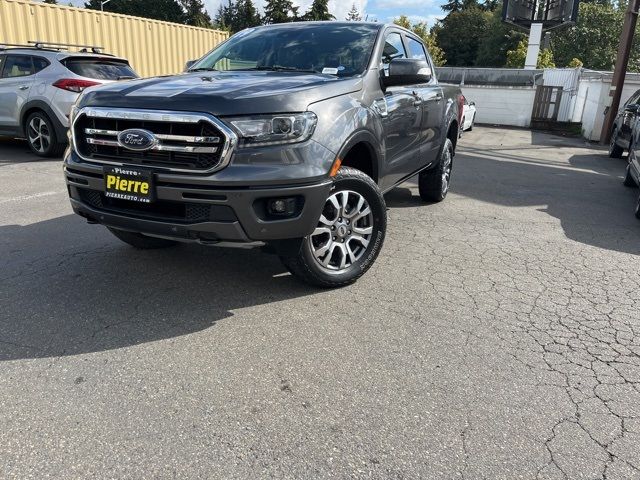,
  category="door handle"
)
[18,85,29,90]
[413,99,423,107]
[434,93,443,102]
